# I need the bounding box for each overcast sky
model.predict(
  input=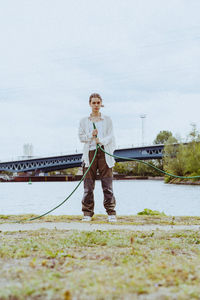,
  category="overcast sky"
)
[0,0,200,160]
